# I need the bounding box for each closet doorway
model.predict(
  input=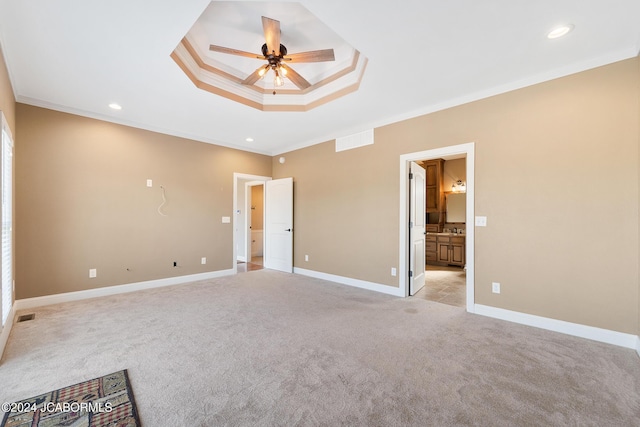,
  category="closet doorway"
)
[239,182,265,273]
